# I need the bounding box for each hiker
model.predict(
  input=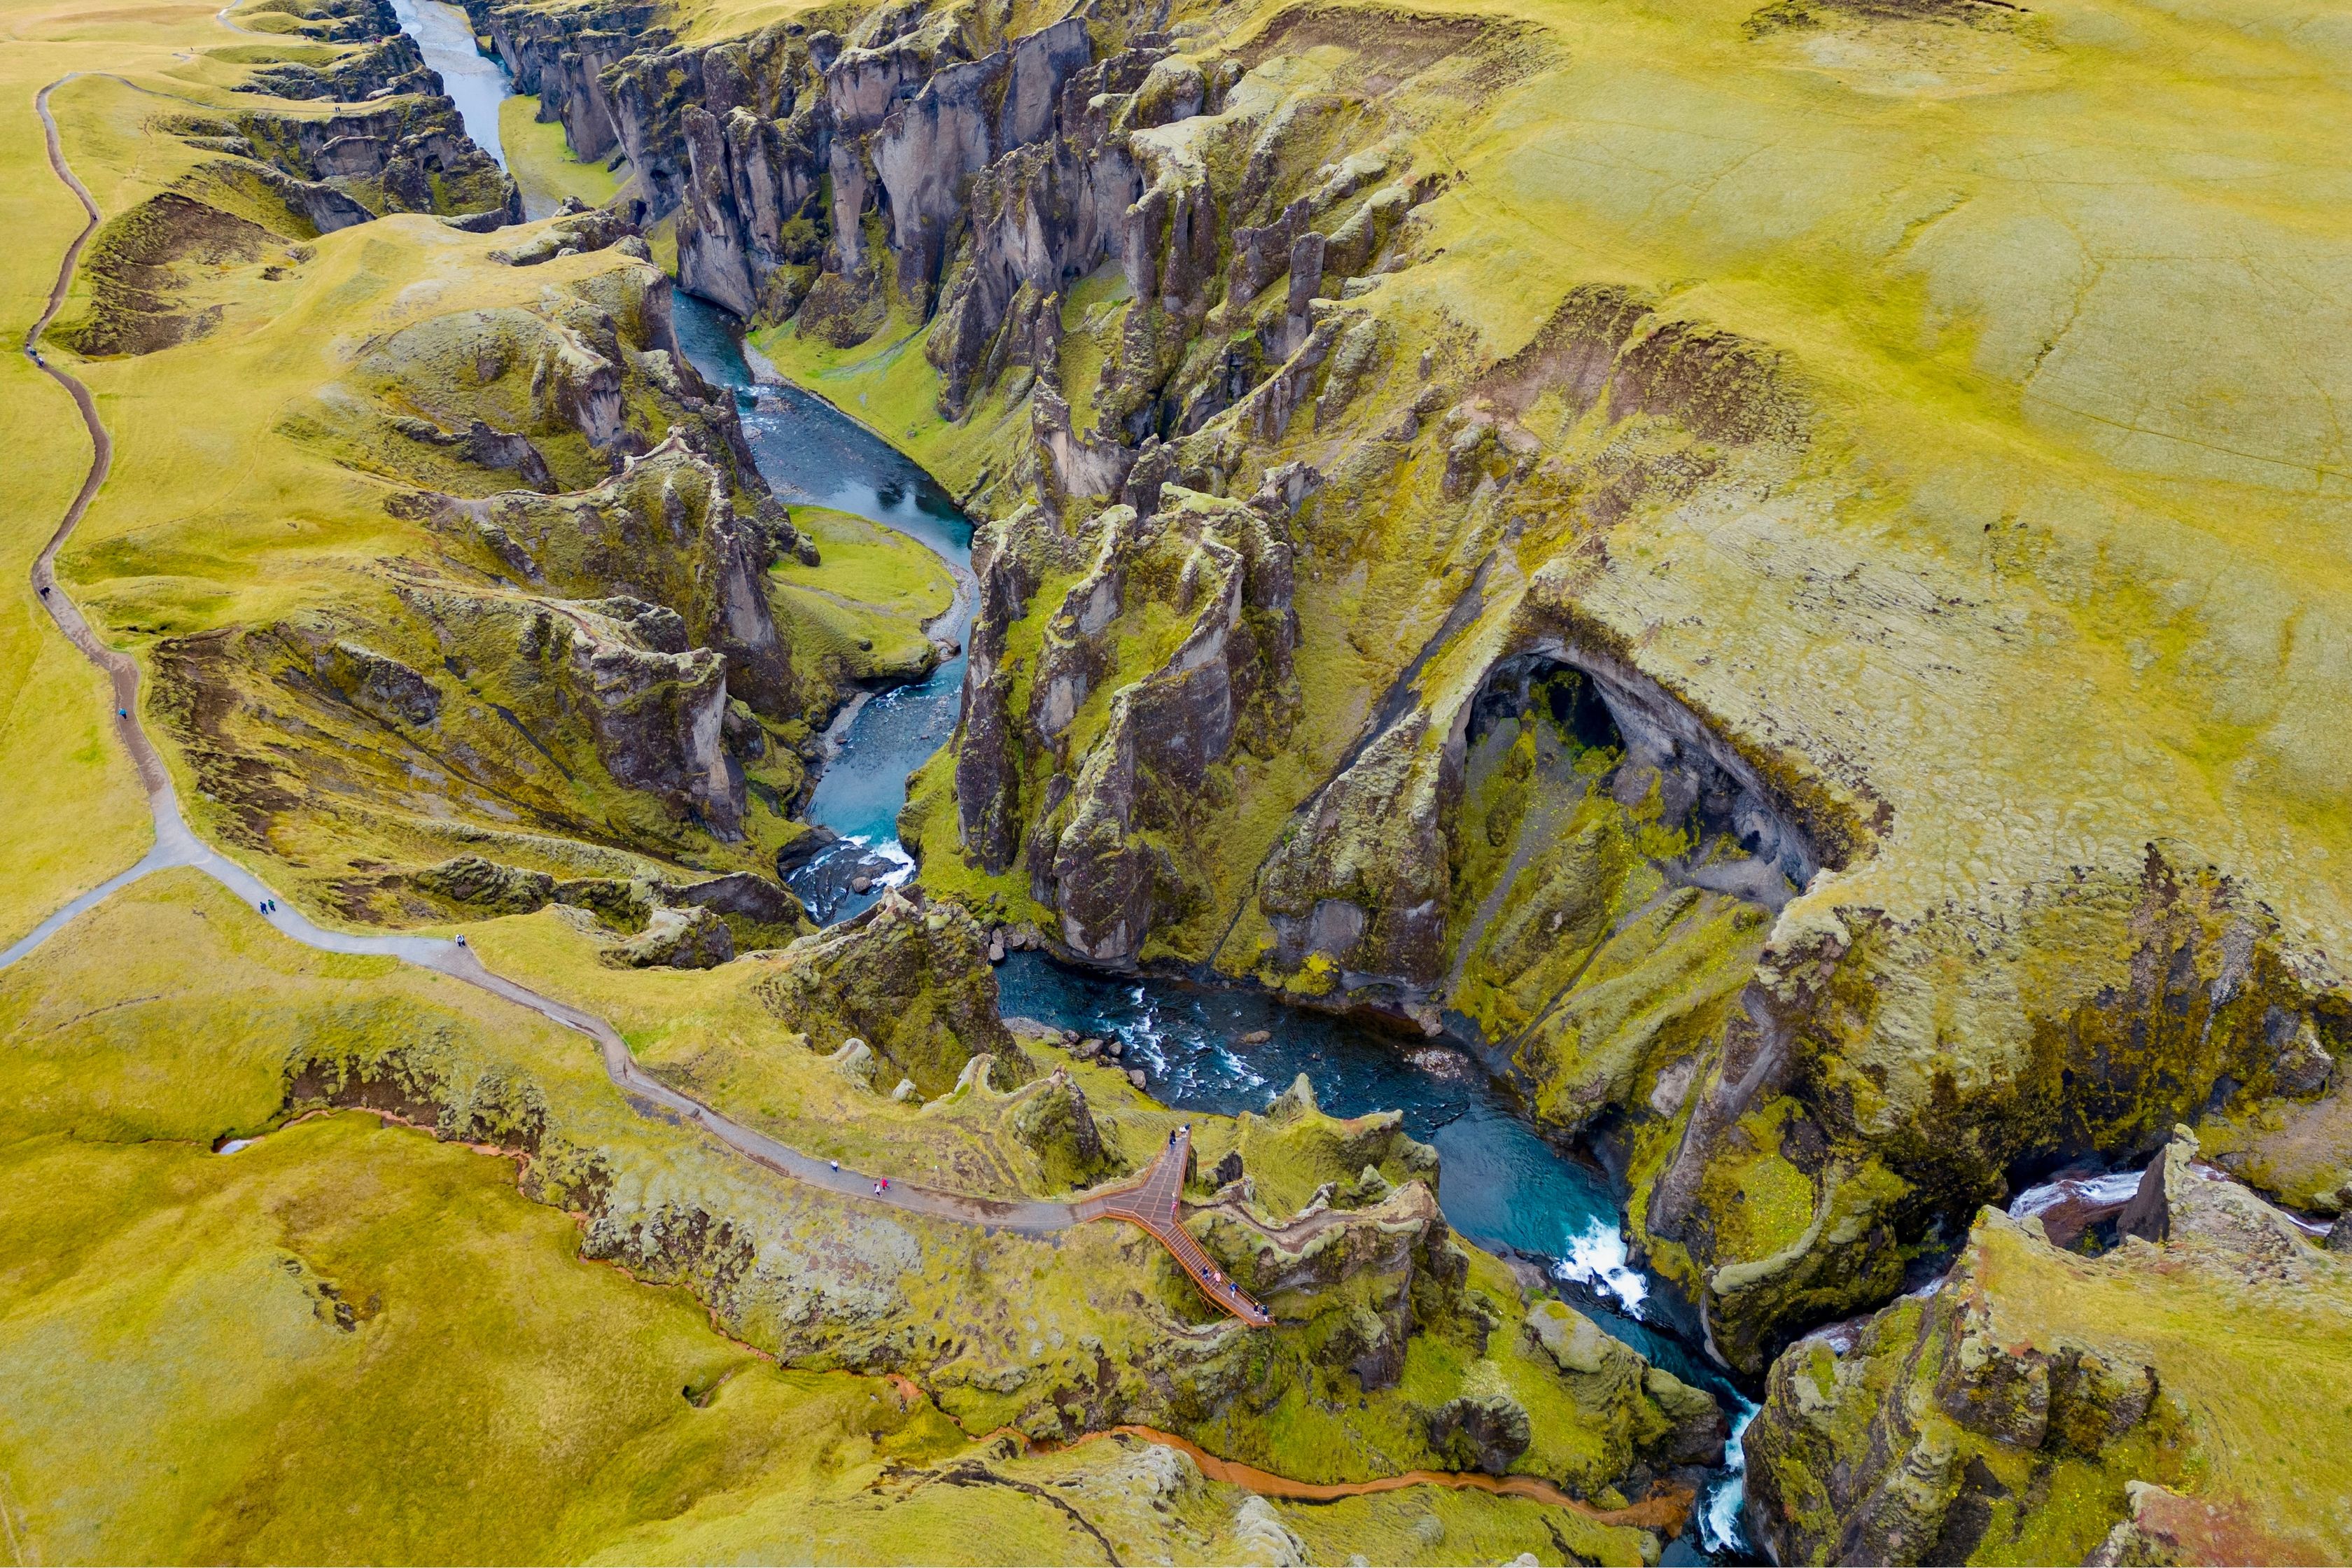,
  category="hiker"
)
[830,1160,840,1173]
